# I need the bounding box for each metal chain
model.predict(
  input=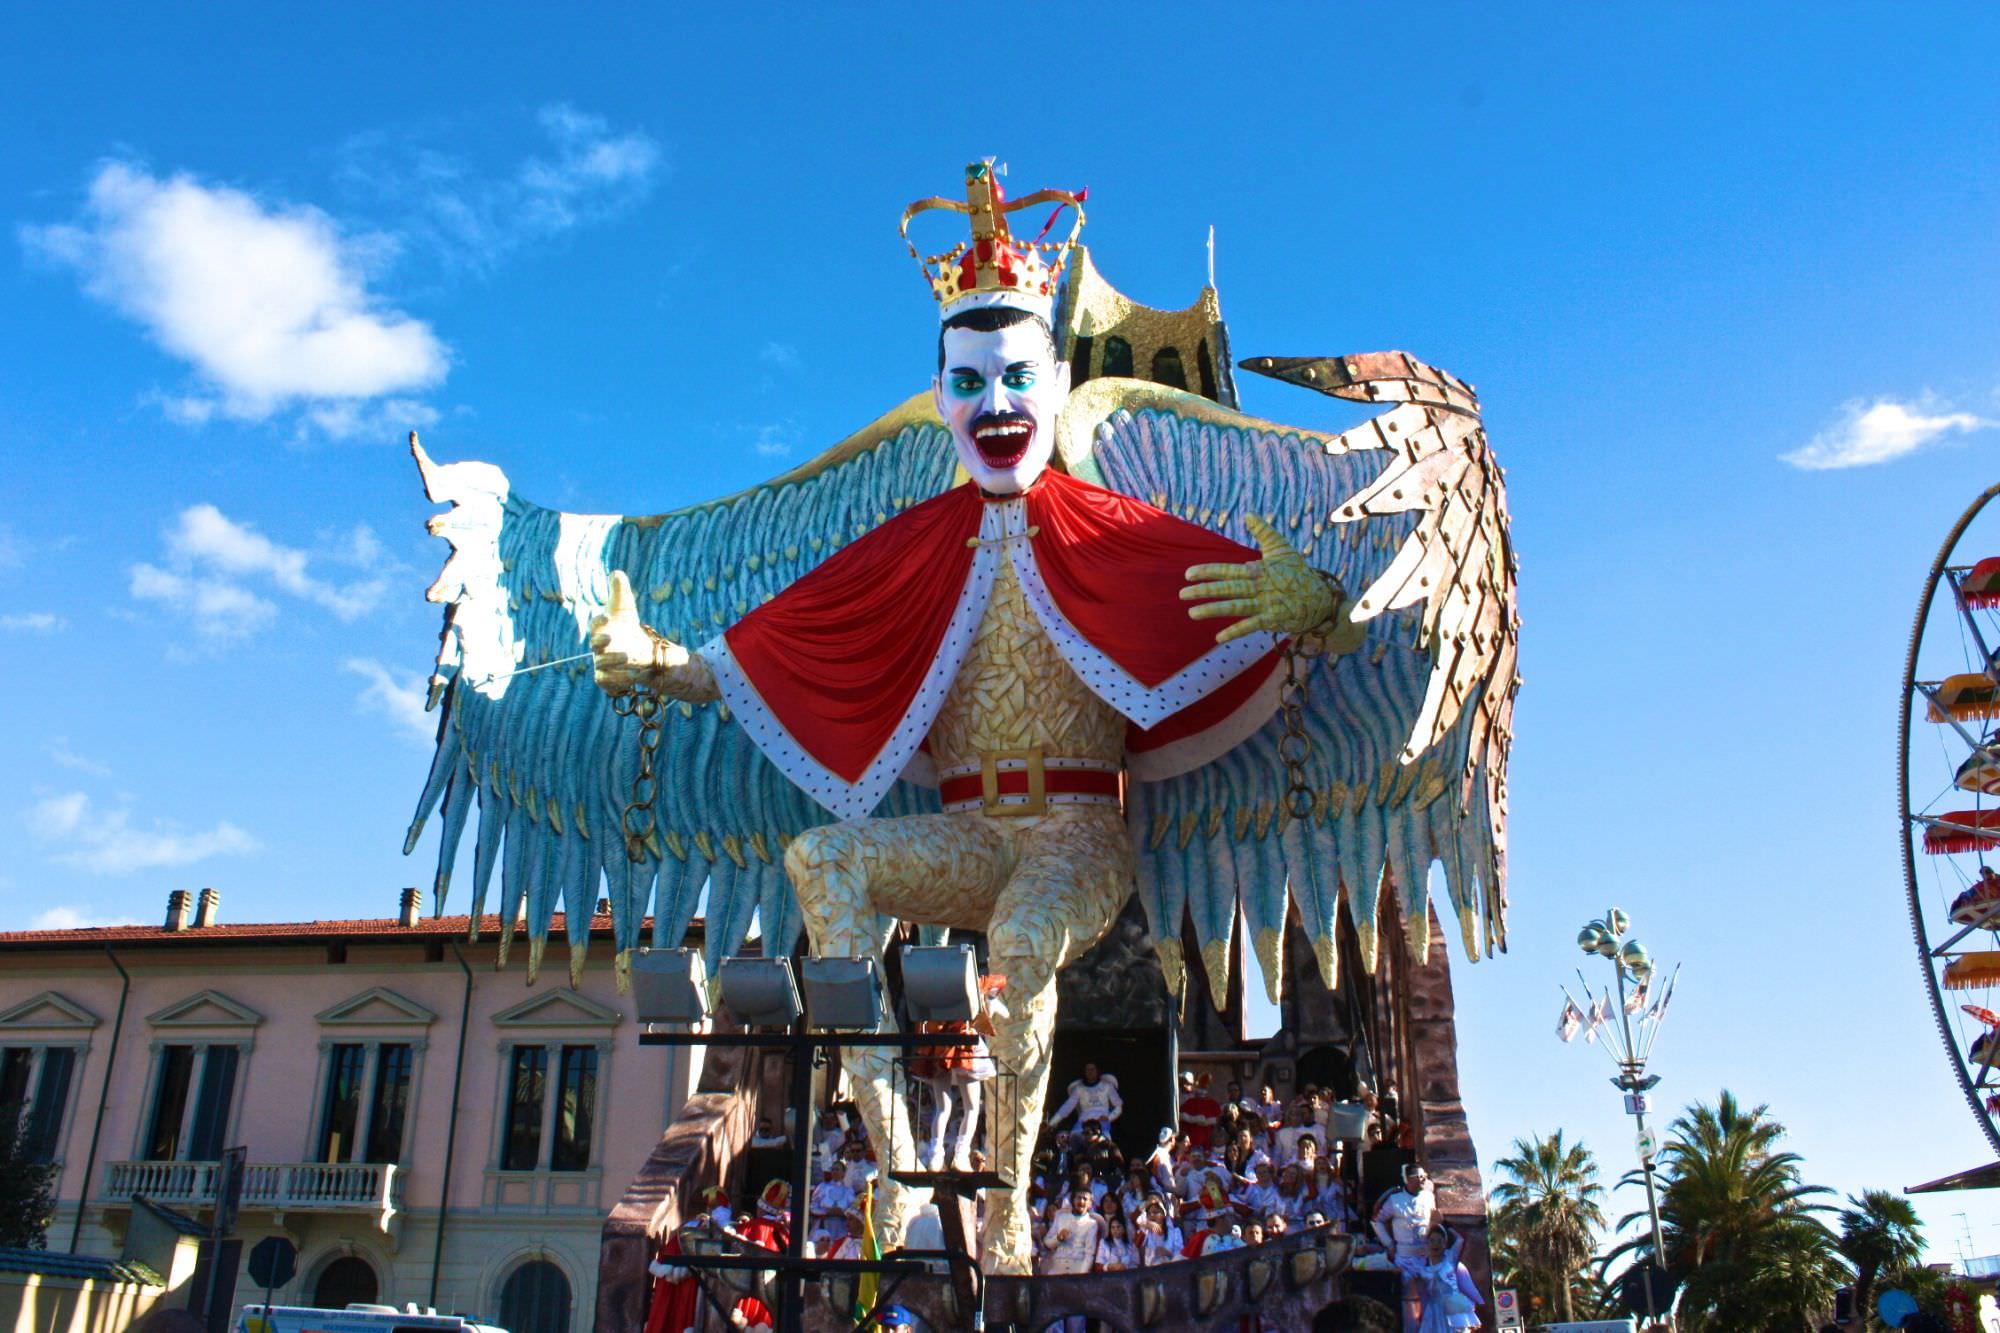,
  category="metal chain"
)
[611,685,663,863]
